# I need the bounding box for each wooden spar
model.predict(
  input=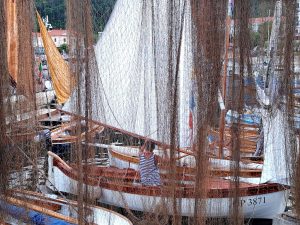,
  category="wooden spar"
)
[211,129,259,142]
[9,189,133,225]
[11,196,62,211]
[9,189,72,206]
[4,109,61,143]
[53,110,263,164]
[58,109,168,146]
[4,197,78,224]
[211,127,259,138]
[108,148,262,177]
[71,164,261,181]
[50,111,261,165]
[218,14,231,159]
[57,109,195,155]
[51,120,104,143]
